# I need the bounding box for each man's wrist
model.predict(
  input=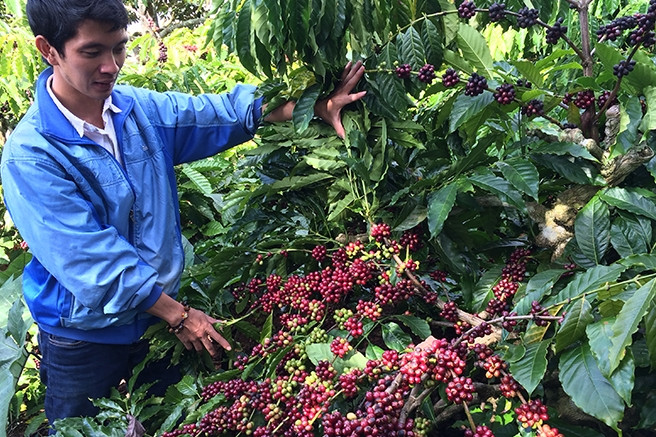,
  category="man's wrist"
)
[167,304,191,334]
